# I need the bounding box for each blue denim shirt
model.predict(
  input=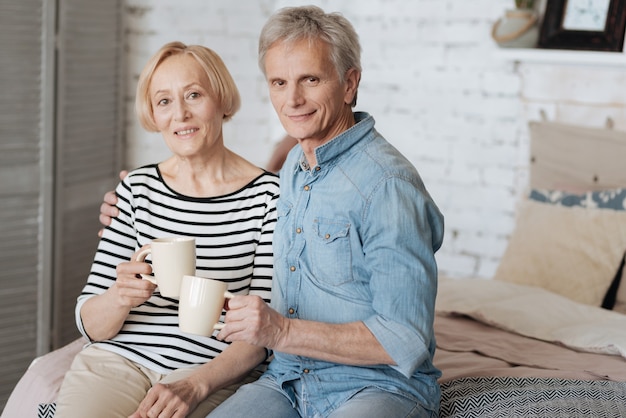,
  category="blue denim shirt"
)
[264,112,445,416]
